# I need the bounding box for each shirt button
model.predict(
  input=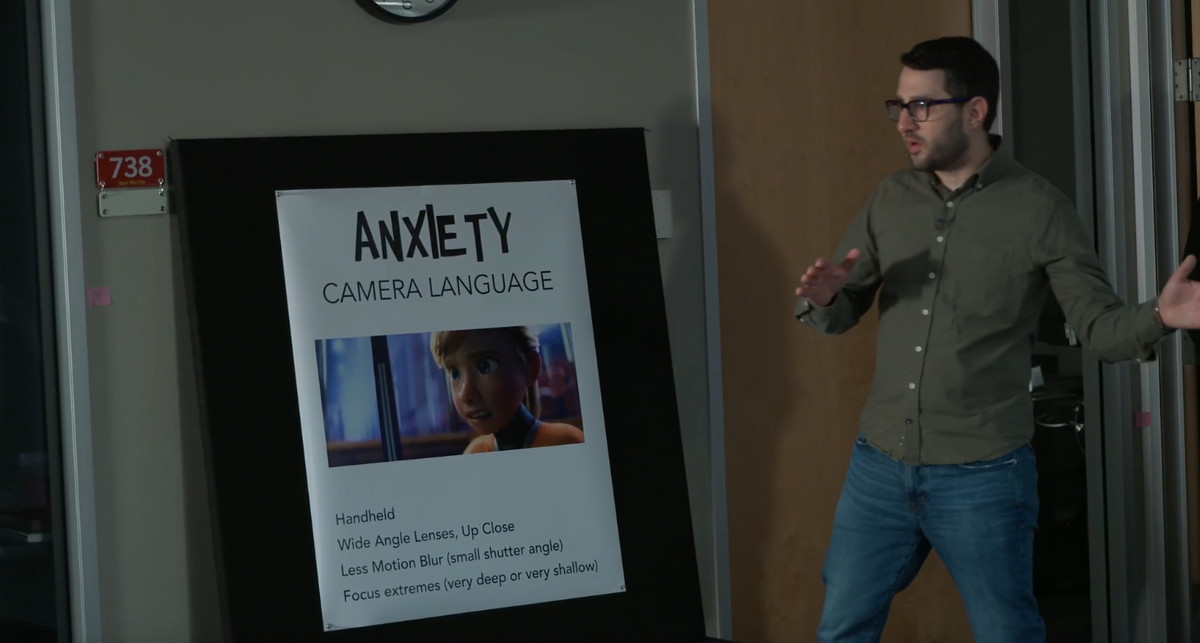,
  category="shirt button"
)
[928,272,936,279]
[905,419,913,425]
[908,383,916,389]
[946,201,954,208]
[922,309,930,315]
[915,346,923,352]
[936,236,944,243]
